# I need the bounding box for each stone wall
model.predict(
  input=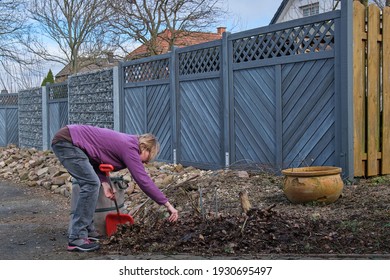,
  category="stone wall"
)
[18,88,42,149]
[68,69,114,129]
